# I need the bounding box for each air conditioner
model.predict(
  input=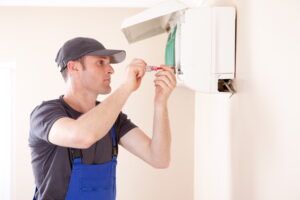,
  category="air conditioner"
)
[121,0,236,93]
